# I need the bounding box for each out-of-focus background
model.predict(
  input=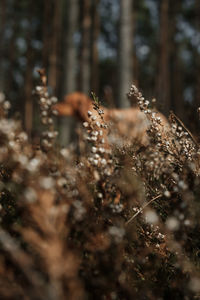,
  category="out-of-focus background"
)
[0,0,199,139]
